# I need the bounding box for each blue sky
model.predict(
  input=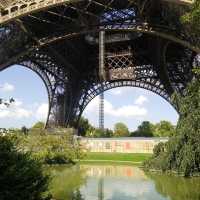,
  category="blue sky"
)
[0,65,179,131]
